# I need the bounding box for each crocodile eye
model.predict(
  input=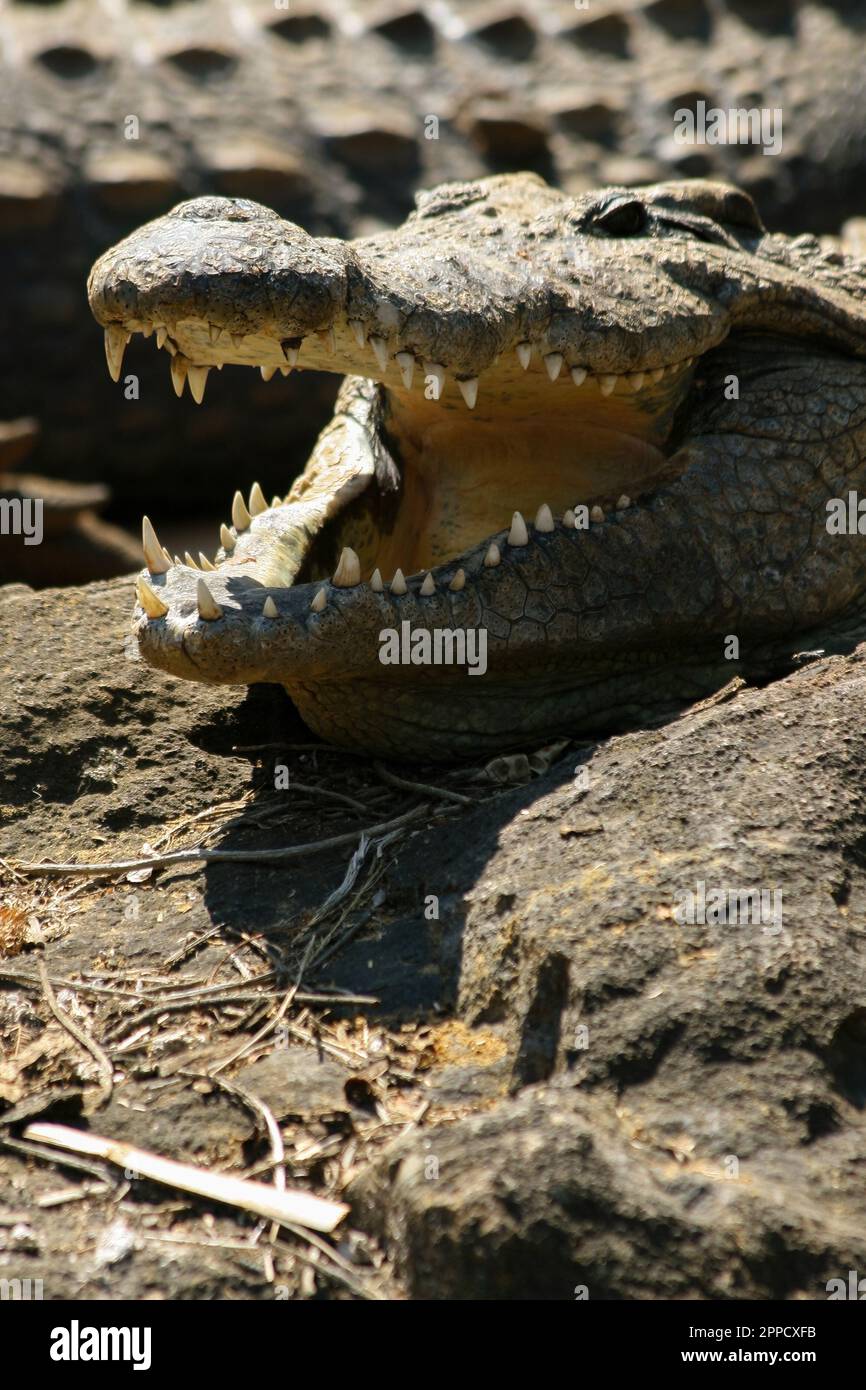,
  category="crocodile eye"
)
[595,198,647,237]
